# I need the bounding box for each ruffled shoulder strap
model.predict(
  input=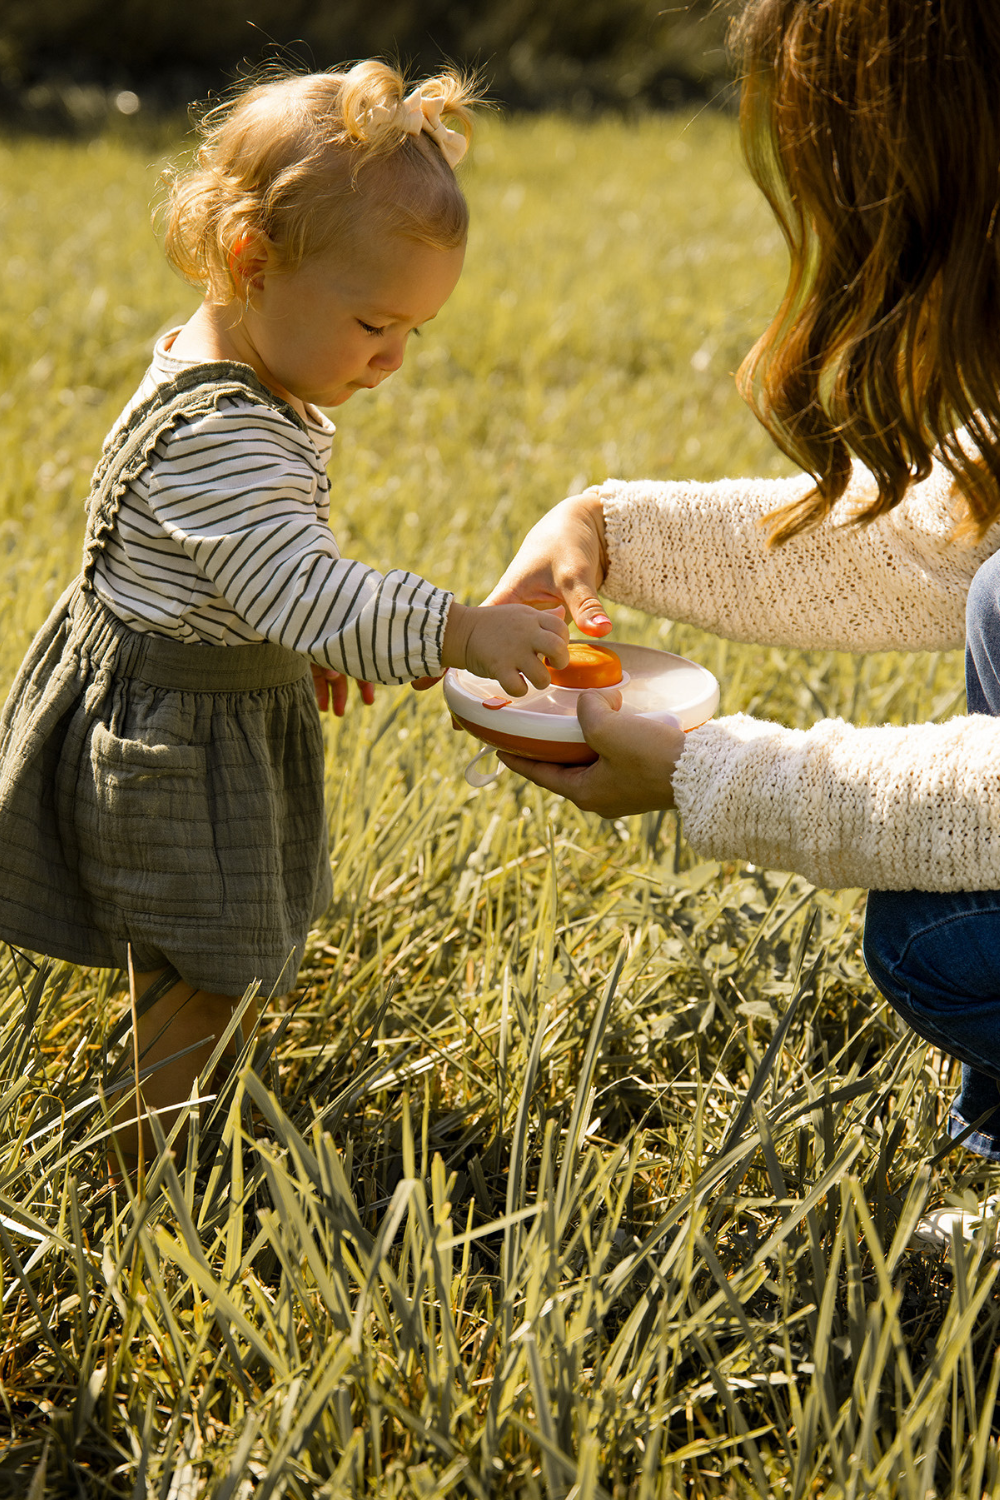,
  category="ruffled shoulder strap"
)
[81,361,305,587]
